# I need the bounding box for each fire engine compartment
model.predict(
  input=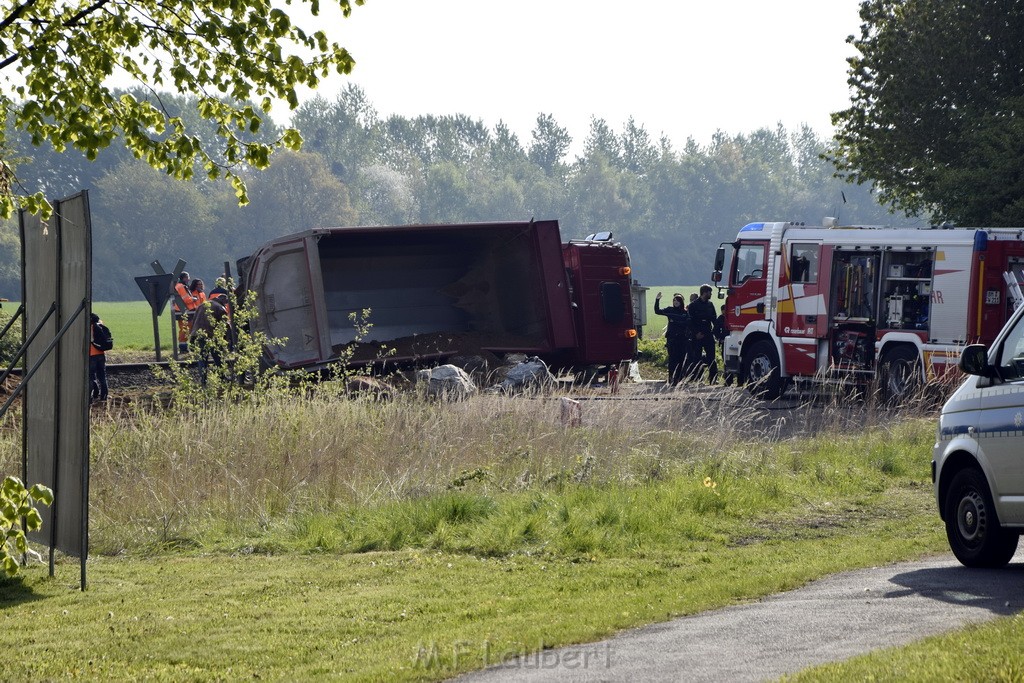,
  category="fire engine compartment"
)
[829,249,933,369]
